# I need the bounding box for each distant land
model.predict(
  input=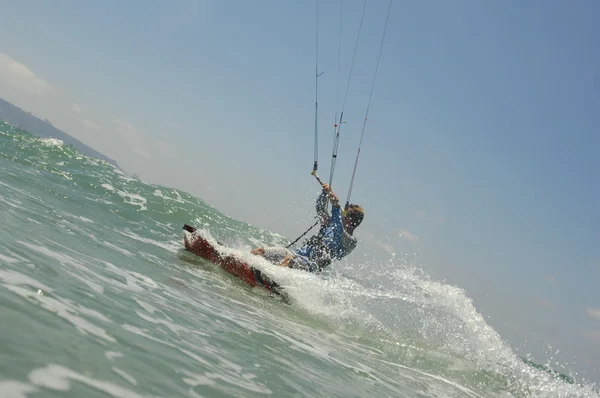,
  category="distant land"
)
[0,98,120,169]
